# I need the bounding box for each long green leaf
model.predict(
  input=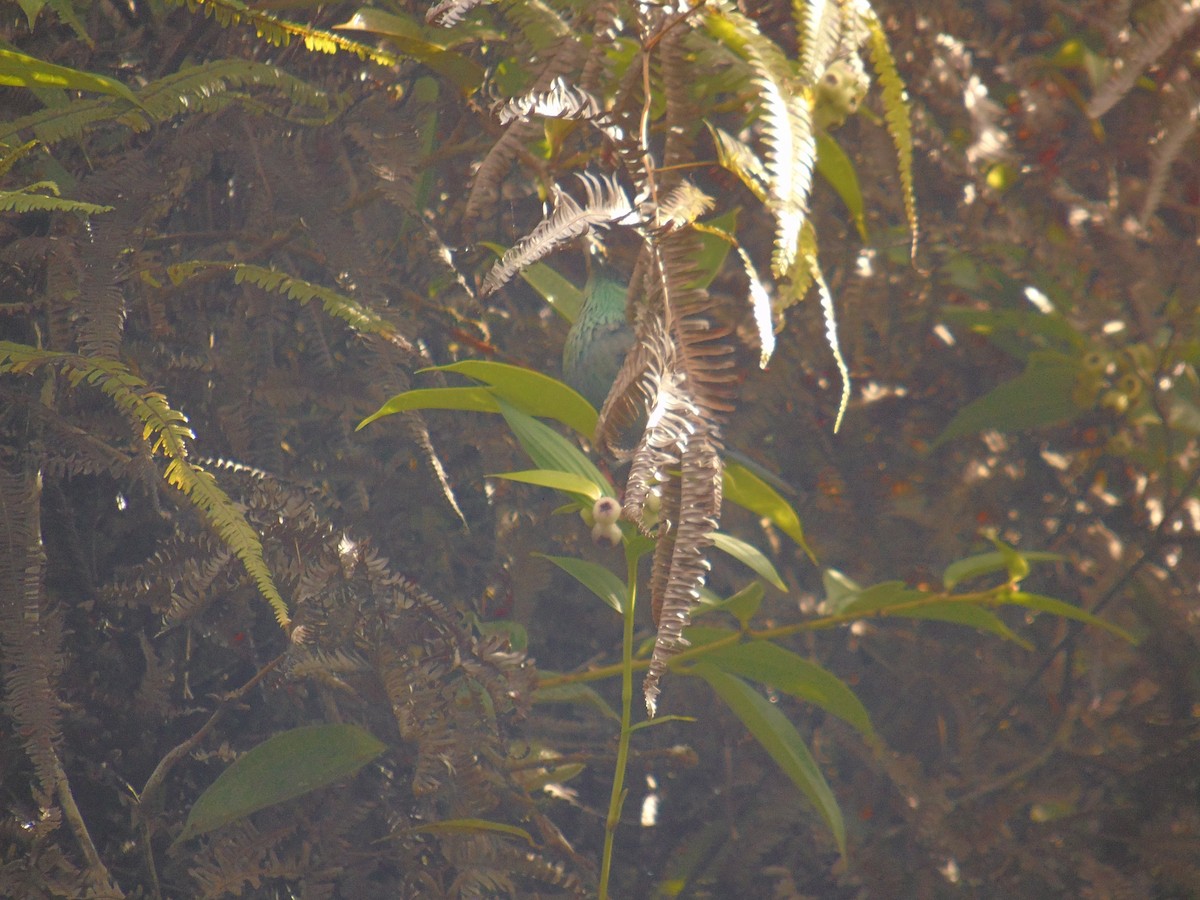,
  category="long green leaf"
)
[933,351,1086,447]
[334,9,484,93]
[705,641,876,742]
[178,724,384,842]
[815,131,867,241]
[711,531,786,590]
[497,400,611,493]
[1005,592,1136,643]
[892,602,1033,650]
[722,459,814,560]
[943,550,1063,590]
[357,386,499,429]
[0,48,137,103]
[691,664,845,855]
[488,469,601,502]
[536,554,626,614]
[427,360,597,436]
